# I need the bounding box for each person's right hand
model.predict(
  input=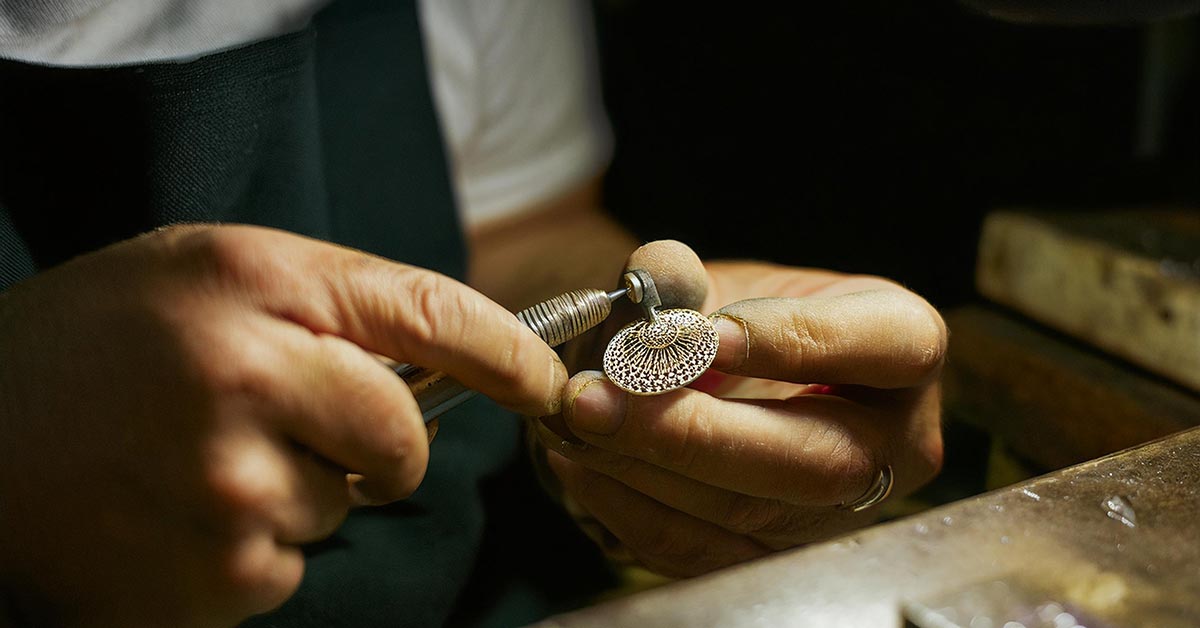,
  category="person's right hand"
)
[0,225,566,628]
